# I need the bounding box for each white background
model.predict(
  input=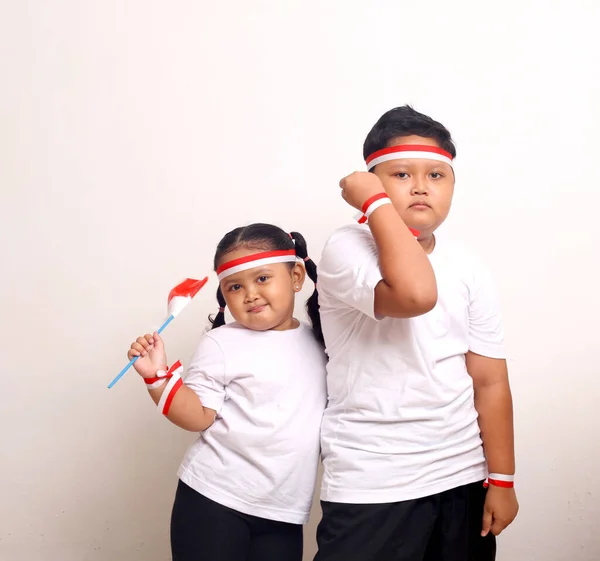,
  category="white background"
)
[1,1,599,560]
